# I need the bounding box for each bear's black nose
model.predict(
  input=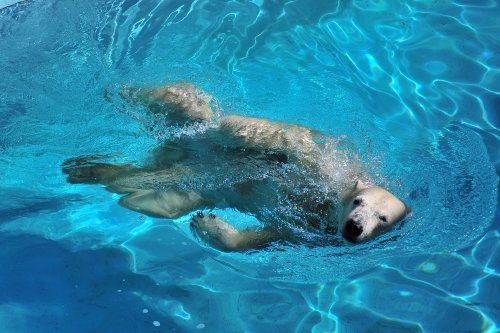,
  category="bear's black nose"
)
[343,219,363,242]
